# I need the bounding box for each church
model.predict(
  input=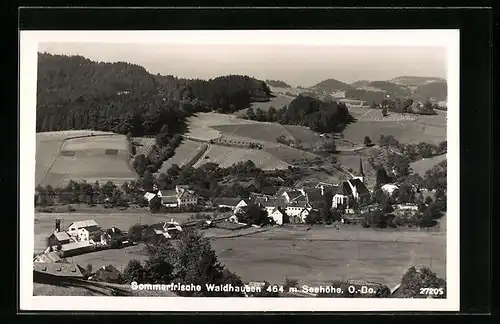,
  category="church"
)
[332,156,371,209]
